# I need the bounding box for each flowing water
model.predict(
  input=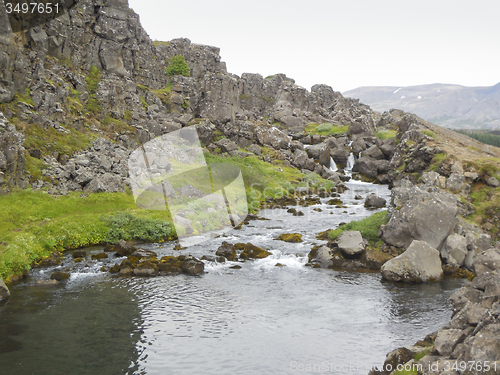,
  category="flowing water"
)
[0,180,463,375]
